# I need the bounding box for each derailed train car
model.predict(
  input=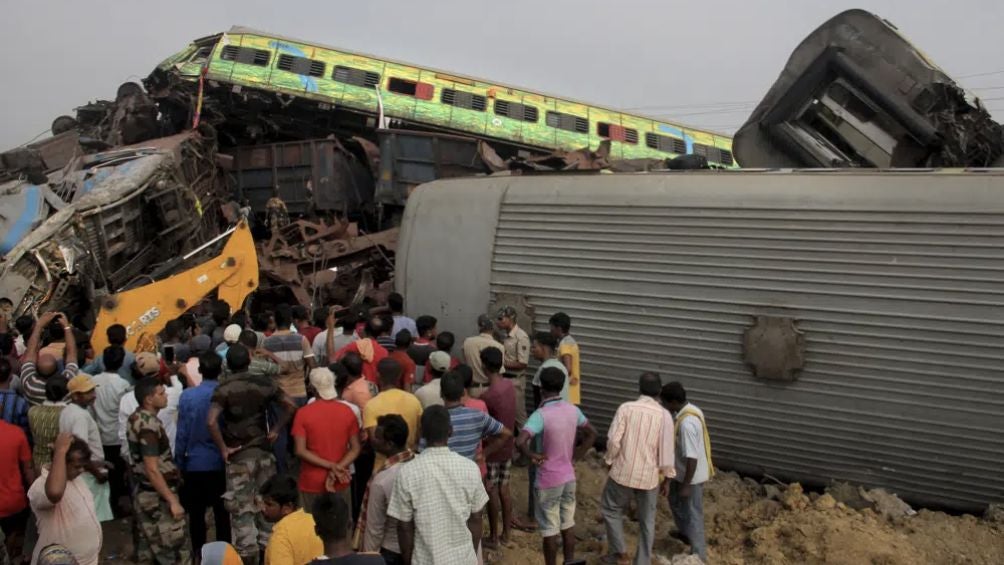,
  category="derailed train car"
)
[733,9,1003,168]
[396,170,1004,513]
[0,130,229,323]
